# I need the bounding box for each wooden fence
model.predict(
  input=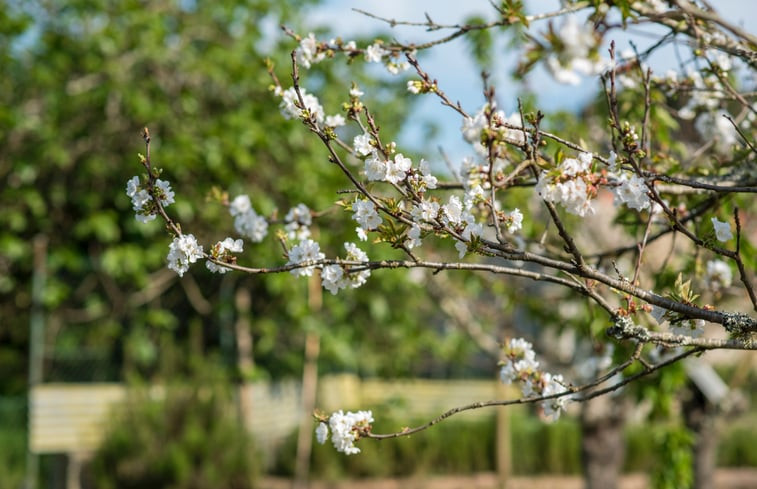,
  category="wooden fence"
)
[29,374,505,456]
